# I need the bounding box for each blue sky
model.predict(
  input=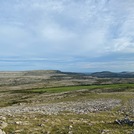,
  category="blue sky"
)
[0,0,134,72]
